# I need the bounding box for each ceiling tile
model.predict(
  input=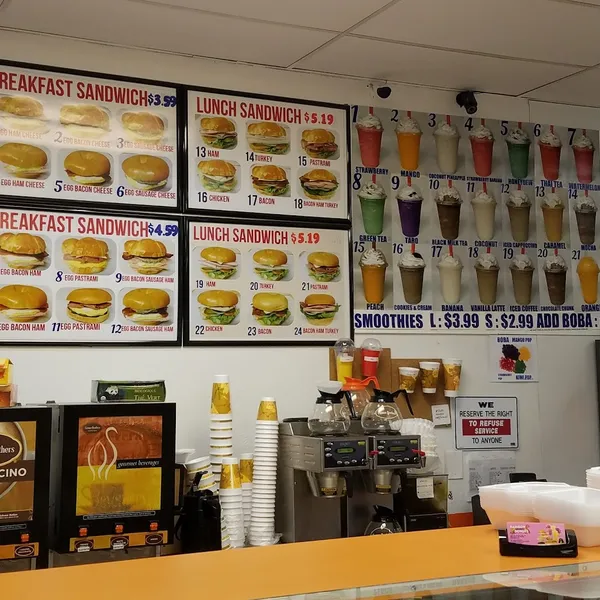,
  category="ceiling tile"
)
[354,0,600,66]
[128,0,392,31]
[295,36,580,96]
[0,0,335,67]
[525,67,600,106]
